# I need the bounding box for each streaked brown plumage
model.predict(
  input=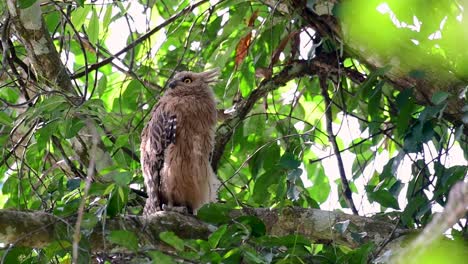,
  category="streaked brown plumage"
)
[141,69,220,215]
